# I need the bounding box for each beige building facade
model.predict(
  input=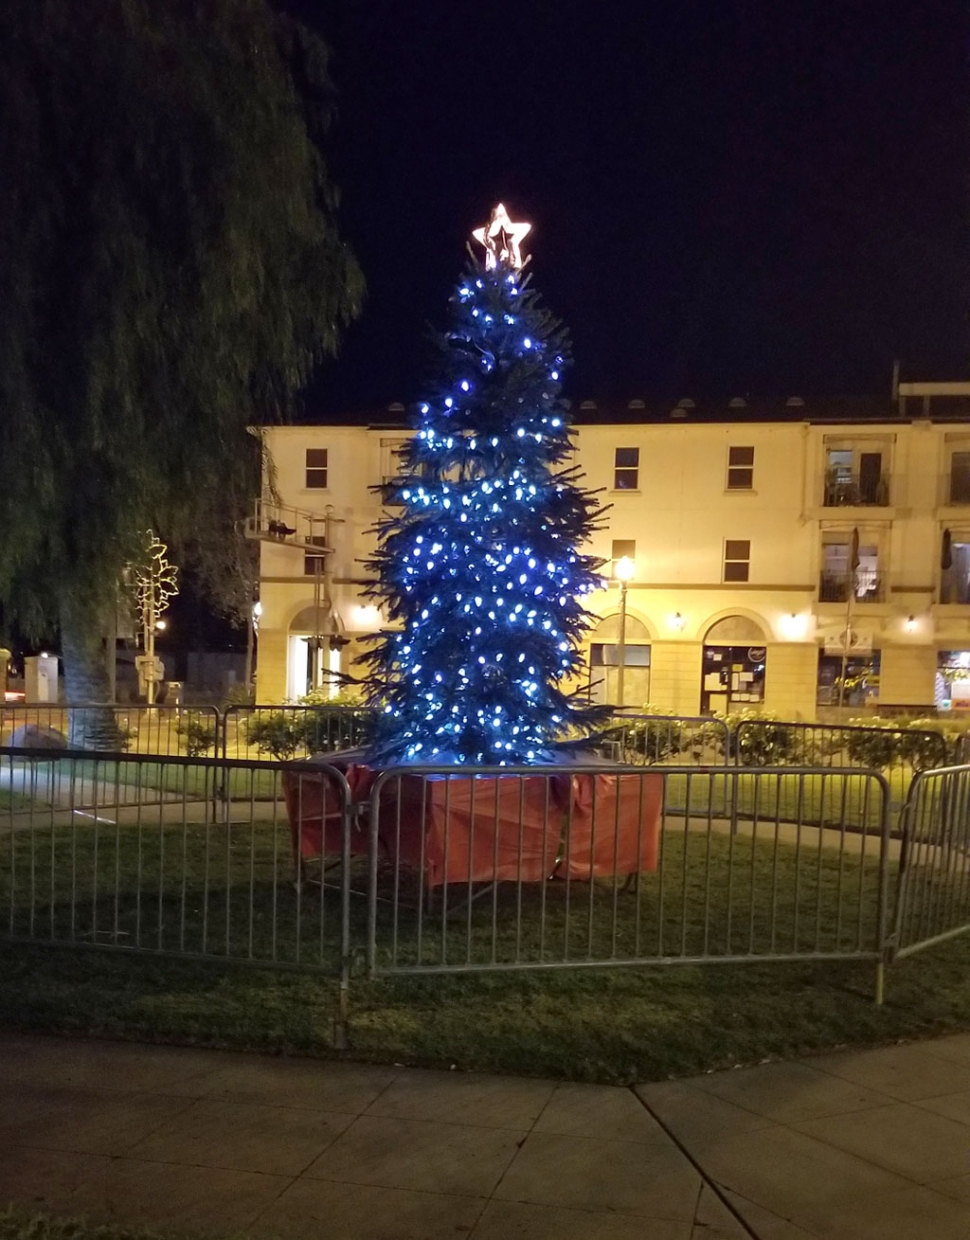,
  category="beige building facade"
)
[254,383,970,720]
